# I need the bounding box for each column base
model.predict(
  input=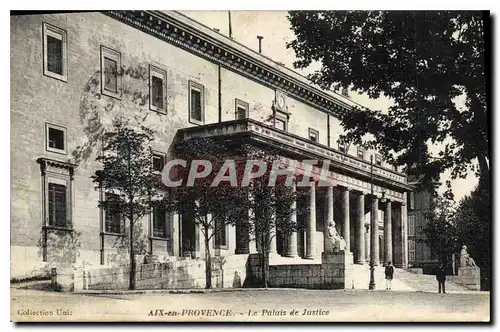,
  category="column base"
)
[235,248,250,255]
[355,260,365,265]
[284,253,299,258]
